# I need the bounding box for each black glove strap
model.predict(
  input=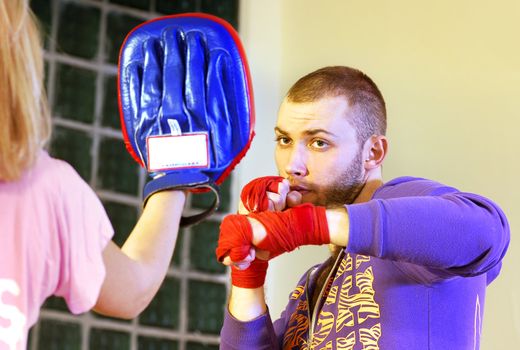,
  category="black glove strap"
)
[180,183,220,227]
[143,173,221,227]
